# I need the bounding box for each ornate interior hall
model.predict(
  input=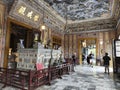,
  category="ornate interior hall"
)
[0,0,120,90]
